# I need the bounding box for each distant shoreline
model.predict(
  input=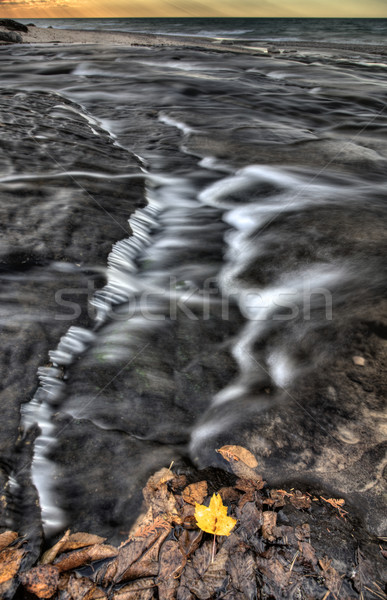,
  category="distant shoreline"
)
[0,24,380,58]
